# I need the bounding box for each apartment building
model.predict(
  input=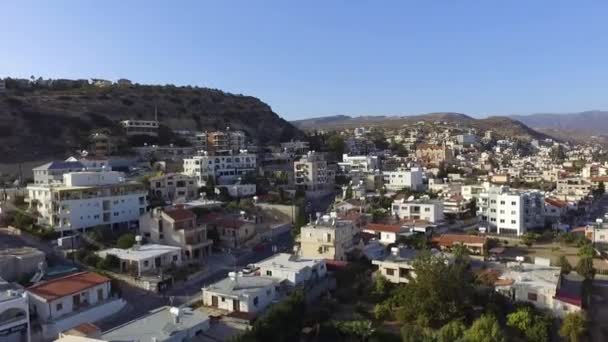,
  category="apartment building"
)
[338,154,379,175]
[192,130,246,153]
[391,198,444,224]
[119,120,159,136]
[555,178,592,201]
[294,151,335,192]
[149,173,198,203]
[32,160,87,185]
[139,207,213,264]
[415,144,454,167]
[382,167,423,192]
[299,216,359,261]
[280,140,310,154]
[477,185,545,236]
[183,152,257,186]
[0,278,30,342]
[27,171,148,233]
